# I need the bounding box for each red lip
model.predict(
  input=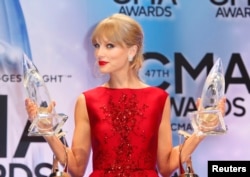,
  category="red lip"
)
[98,61,108,66]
